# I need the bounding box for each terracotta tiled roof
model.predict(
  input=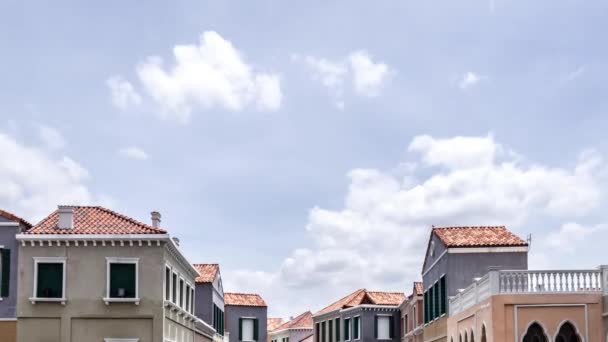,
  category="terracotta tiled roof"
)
[224,293,267,307]
[193,264,219,283]
[316,289,405,315]
[274,311,313,331]
[413,282,423,296]
[432,226,527,247]
[25,206,167,235]
[299,335,314,342]
[267,318,284,332]
[0,209,32,228]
